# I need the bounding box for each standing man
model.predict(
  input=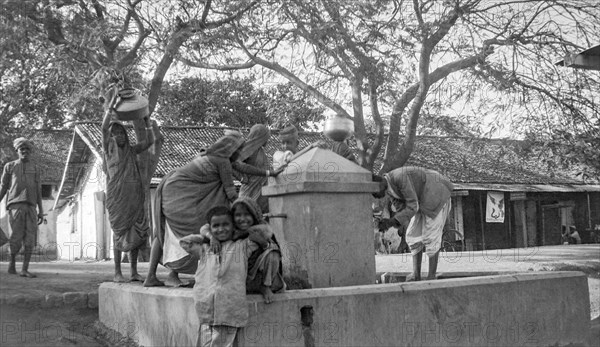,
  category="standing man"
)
[0,137,44,278]
[373,166,453,281]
